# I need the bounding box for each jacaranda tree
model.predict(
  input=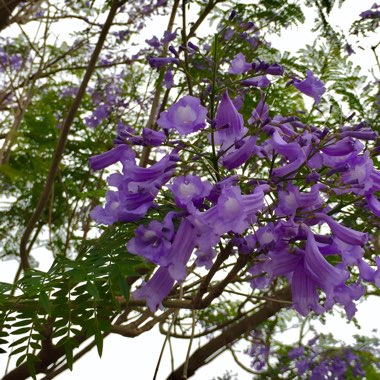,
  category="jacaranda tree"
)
[0,0,380,378]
